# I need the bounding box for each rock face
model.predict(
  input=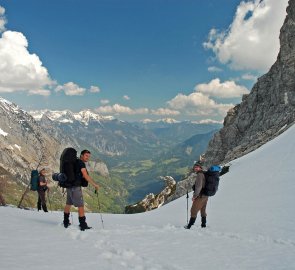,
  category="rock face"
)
[0,97,60,184]
[205,0,295,166]
[125,176,176,213]
[88,160,110,177]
